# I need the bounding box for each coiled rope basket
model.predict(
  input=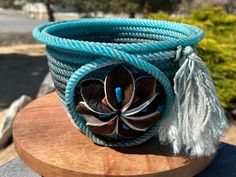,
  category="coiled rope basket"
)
[33,18,228,157]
